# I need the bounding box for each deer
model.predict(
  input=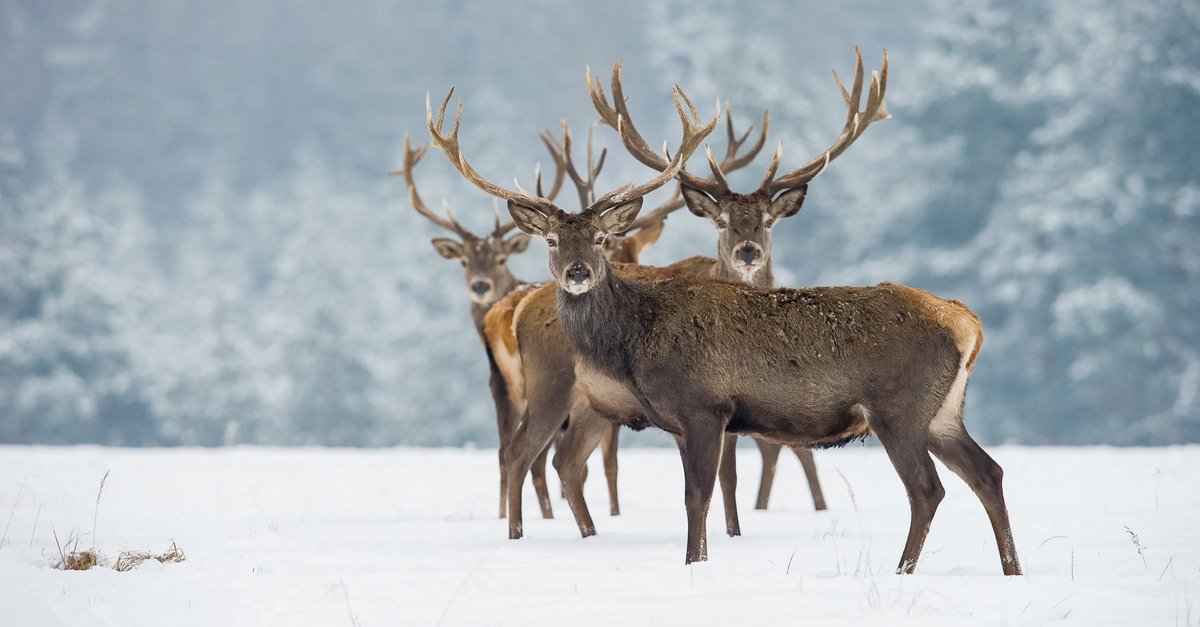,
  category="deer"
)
[589,59,830,514]
[428,49,1023,576]
[393,135,567,520]
[483,121,679,519]
[483,107,768,530]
